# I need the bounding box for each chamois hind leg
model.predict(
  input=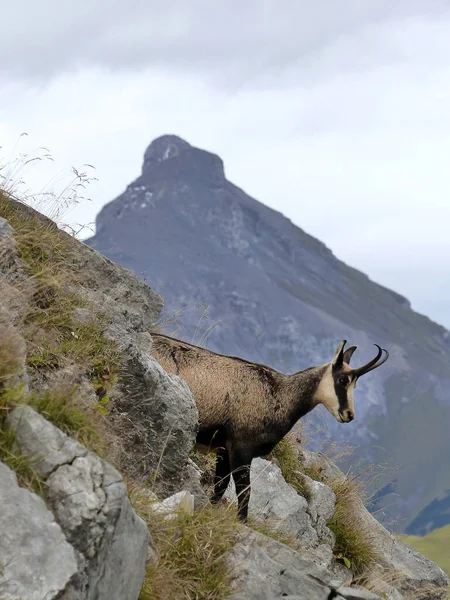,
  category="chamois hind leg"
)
[230,448,252,521]
[211,448,231,504]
